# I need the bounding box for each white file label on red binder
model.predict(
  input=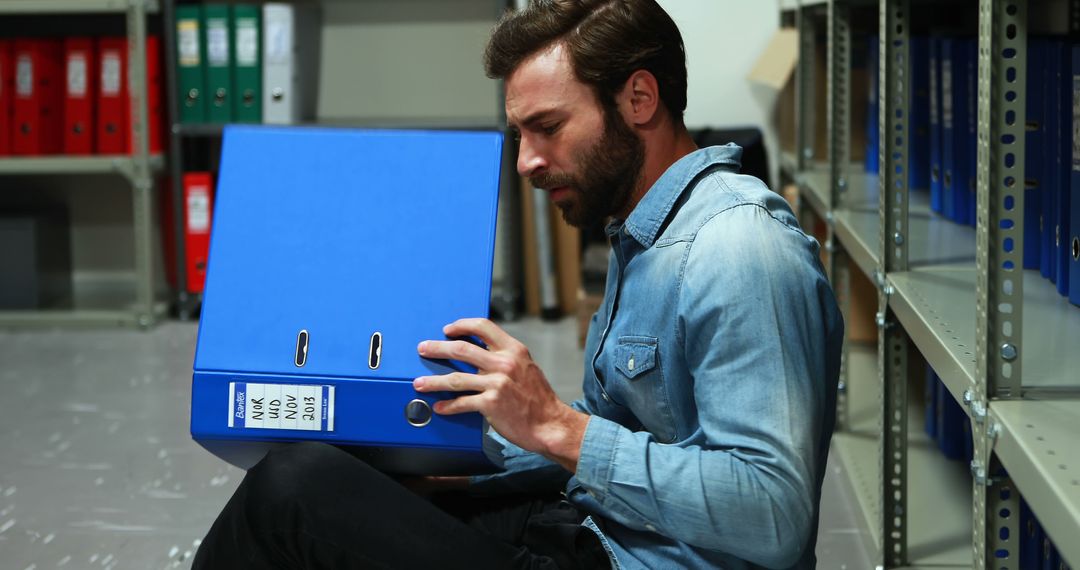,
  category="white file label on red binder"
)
[228,382,335,431]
